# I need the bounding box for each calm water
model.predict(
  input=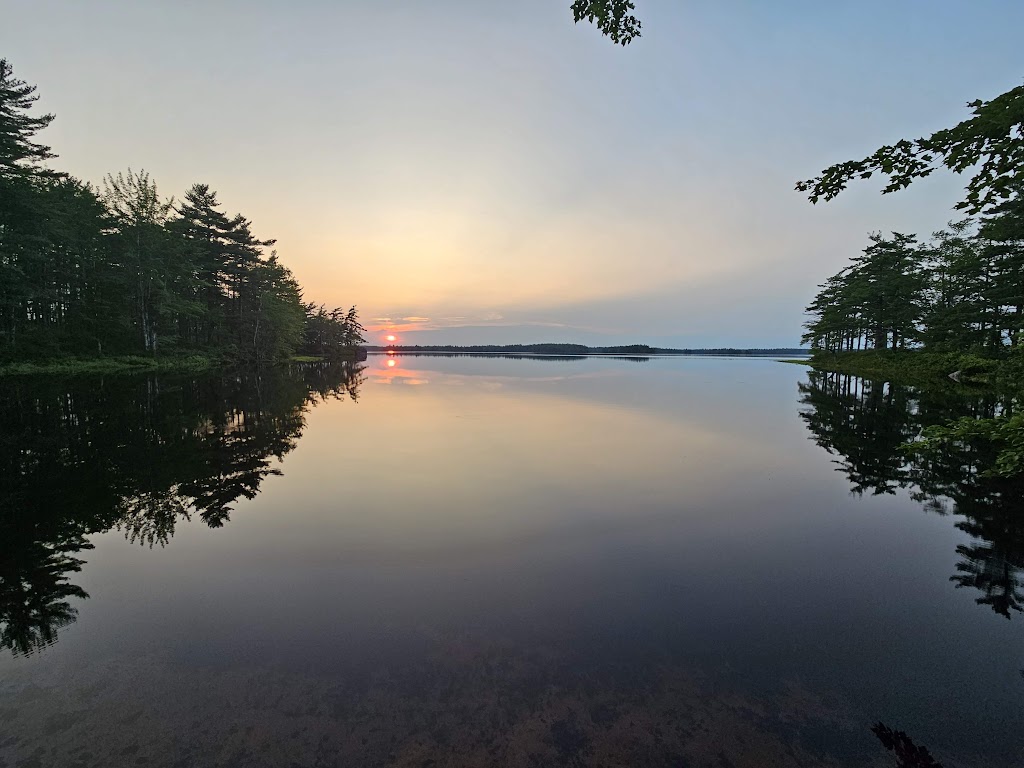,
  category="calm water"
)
[0,355,1021,767]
